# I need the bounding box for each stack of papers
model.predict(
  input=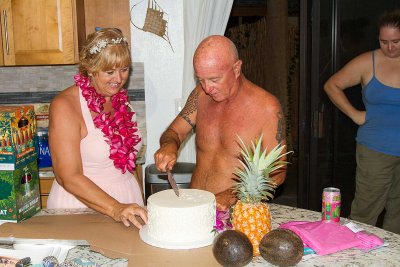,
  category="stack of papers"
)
[0,238,89,265]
